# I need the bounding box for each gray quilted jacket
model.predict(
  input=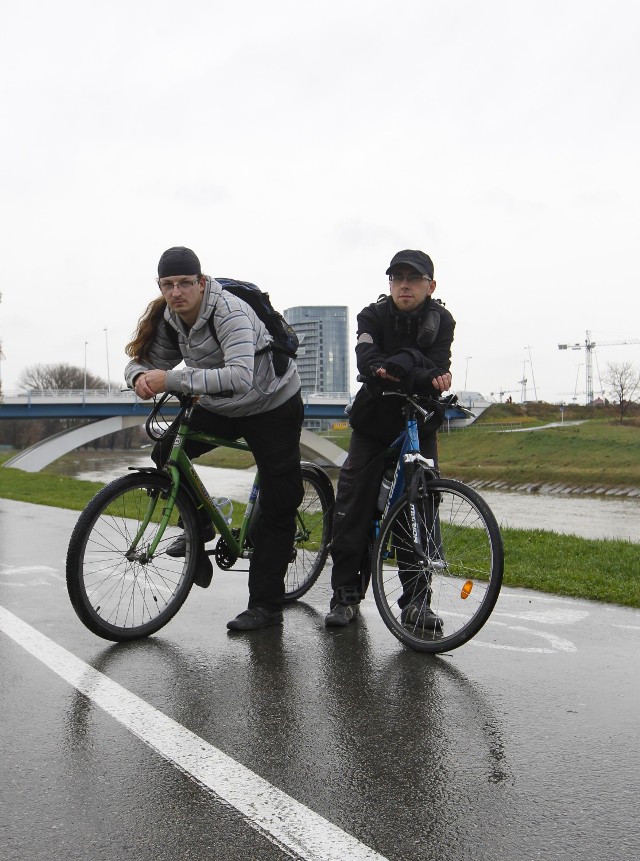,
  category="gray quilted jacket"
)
[124,277,301,417]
